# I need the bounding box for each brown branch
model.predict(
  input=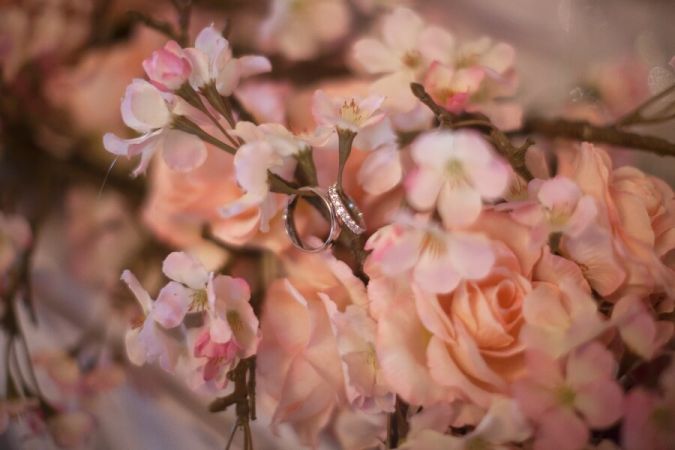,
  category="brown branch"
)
[521,117,675,158]
[410,83,533,181]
